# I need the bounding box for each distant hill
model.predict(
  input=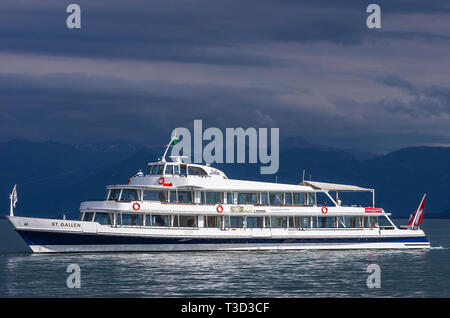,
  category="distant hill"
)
[1,139,449,219]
